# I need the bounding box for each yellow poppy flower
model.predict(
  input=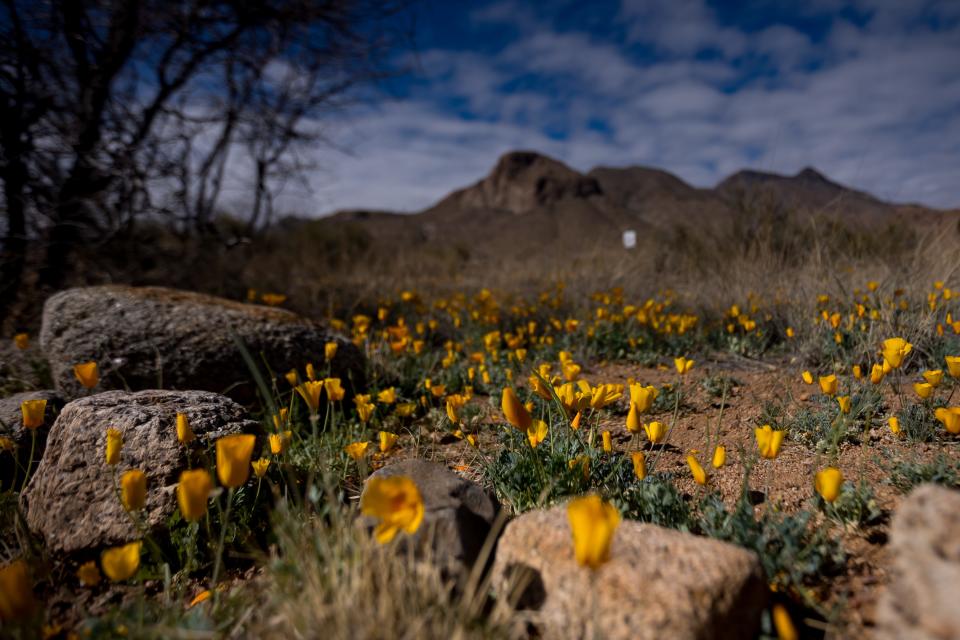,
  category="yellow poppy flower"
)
[216,434,256,488]
[687,455,707,485]
[881,337,912,369]
[755,425,785,459]
[101,541,141,581]
[105,428,123,466]
[922,369,943,387]
[120,469,147,511]
[360,475,424,544]
[644,421,667,444]
[934,407,960,434]
[946,356,960,378]
[379,431,398,453]
[284,369,298,386]
[260,293,286,306]
[837,396,852,414]
[571,410,582,431]
[561,361,581,382]
[296,381,323,412]
[568,456,590,479]
[344,441,369,460]
[269,431,291,455]
[177,469,212,521]
[913,382,934,400]
[601,430,612,453]
[354,394,375,423]
[0,559,35,621]
[629,383,658,413]
[252,458,270,478]
[73,361,99,389]
[377,387,397,404]
[305,363,317,382]
[712,444,726,469]
[625,402,642,434]
[674,356,694,375]
[888,416,901,436]
[566,495,620,569]
[801,371,813,385]
[527,419,548,448]
[188,590,212,608]
[852,365,862,379]
[818,375,838,396]
[176,413,194,444]
[772,603,798,640]
[501,387,532,431]
[13,333,29,350]
[815,467,844,503]
[20,399,46,430]
[325,341,338,361]
[630,451,646,480]
[395,402,416,417]
[870,363,885,384]
[77,561,101,587]
[323,378,345,402]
